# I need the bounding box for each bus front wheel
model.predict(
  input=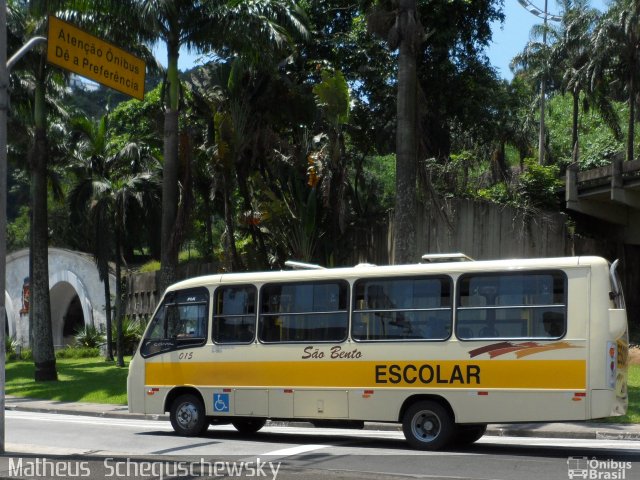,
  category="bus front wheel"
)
[402,400,454,450]
[232,418,266,435]
[170,394,210,436]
